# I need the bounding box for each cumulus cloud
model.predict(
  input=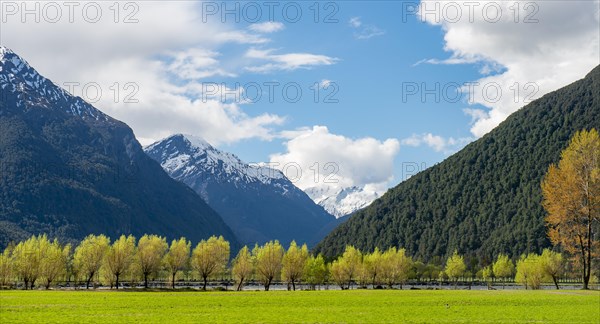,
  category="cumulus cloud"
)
[244,48,339,73]
[348,17,386,40]
[166,48,237,80]
[417,0,600,137]
[270,126,400,192]
[249,22,285,33]
[0,2,282,145]
[401,133,473,154]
